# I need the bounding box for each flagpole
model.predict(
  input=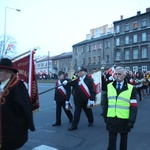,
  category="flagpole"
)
[28,50,33,97]
[38,78,78,95]
[11,49,37,61]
